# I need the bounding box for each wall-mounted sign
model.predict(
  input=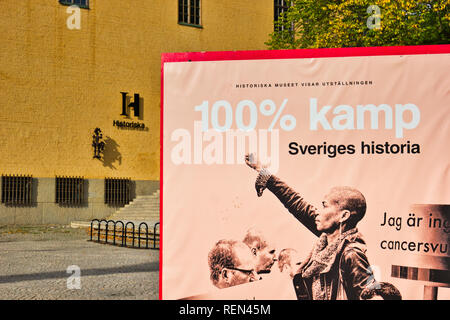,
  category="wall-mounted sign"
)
[121,92,140,117]
[112,120,145,130]
[113,92,146,130]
